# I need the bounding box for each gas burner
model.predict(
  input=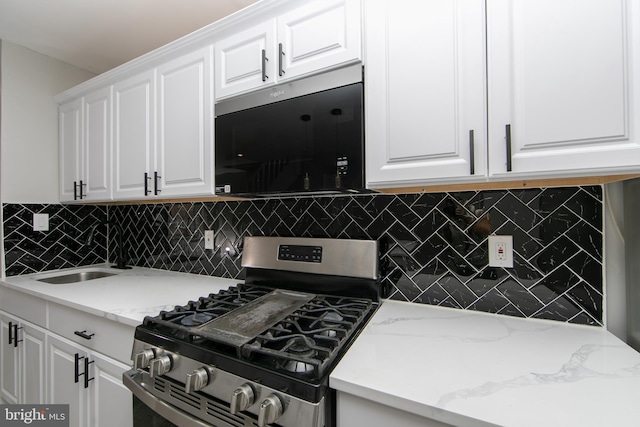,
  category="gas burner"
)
[283,337,317,374]
[180,313,214,326]
[286,336,315,356]
[318,311,344,337]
